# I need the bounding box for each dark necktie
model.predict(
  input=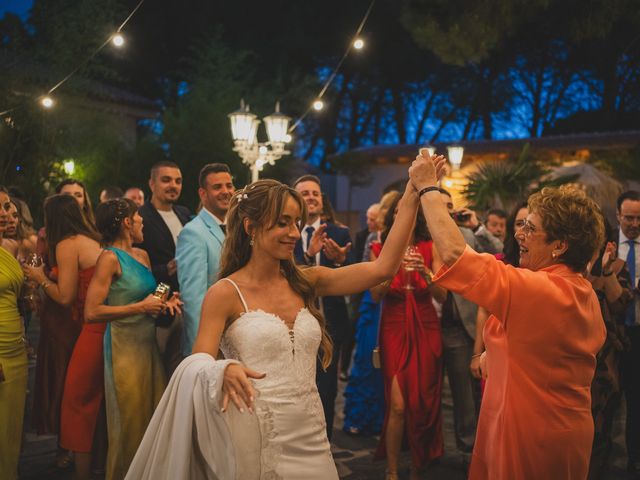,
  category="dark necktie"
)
[626,239,636,326]
[220,224,226,235]
[305,226,315,252]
